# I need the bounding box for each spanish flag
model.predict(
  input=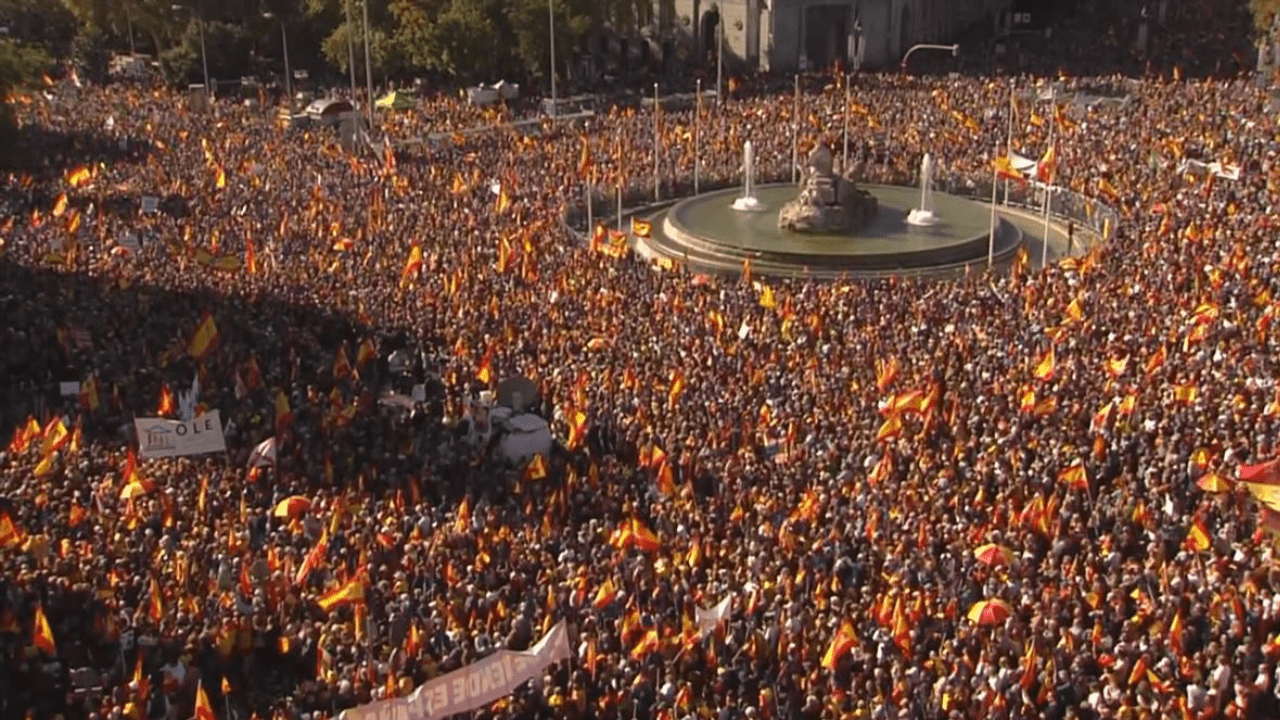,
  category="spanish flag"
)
[0,512,24,549]
[1184,519,1211,552]
[523,453,549,481]
[194,680,216,720]
[187,313,219,361]
[821,620,857,669]
[1032,346,1056,381]
[992,155,1027,185]
[32,605,56,655]
[399,244,423,288]
[317,576,365,612]
[631,217,652,238]
[593,579,618,609]
[275,390,294,436]
[628,518,661,553]
[67,166,92,187]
